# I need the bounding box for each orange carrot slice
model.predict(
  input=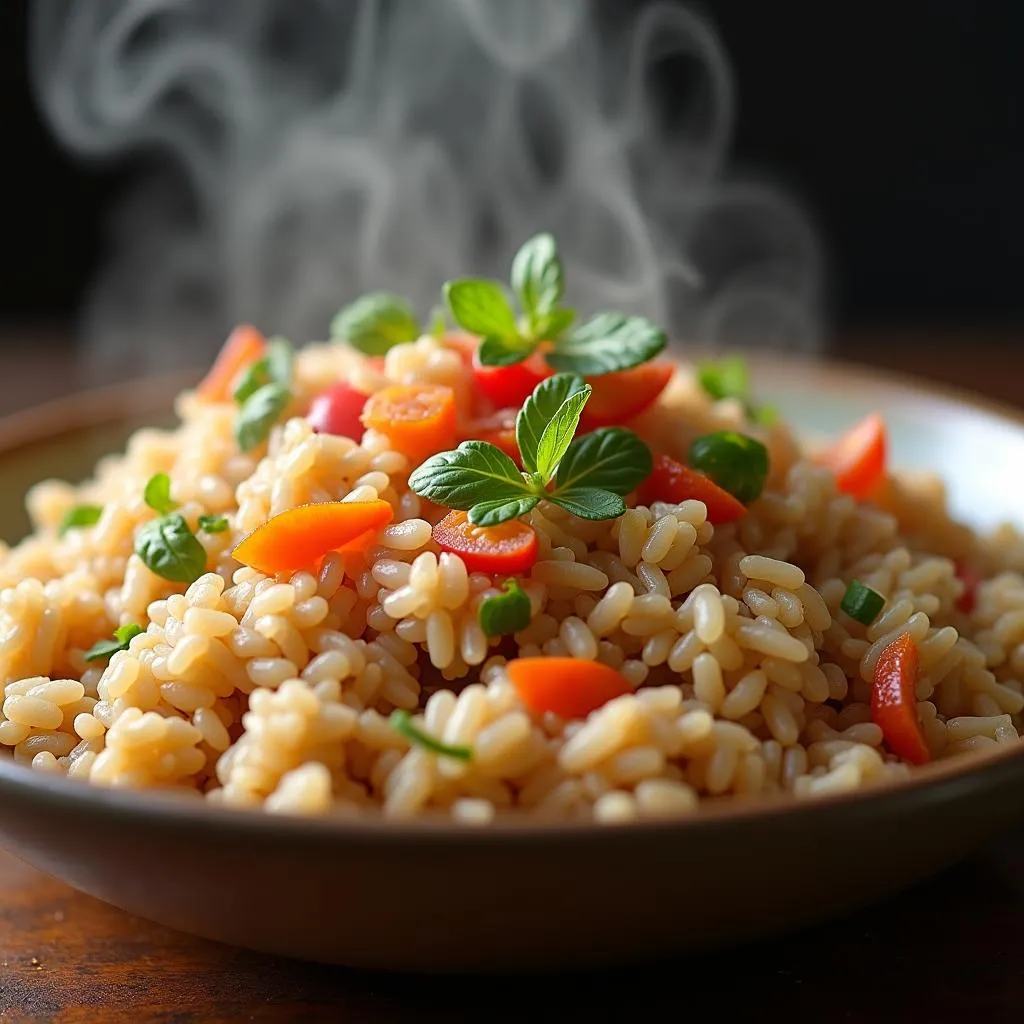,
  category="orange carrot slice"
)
[505,657,632,720]
[361,384,457,463]
[871,632,931,765]
[198,324,266,403]
[232,500,393,574]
